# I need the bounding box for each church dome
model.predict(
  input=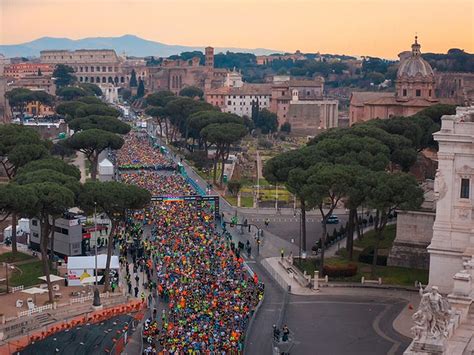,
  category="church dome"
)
[397,37,434,79]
